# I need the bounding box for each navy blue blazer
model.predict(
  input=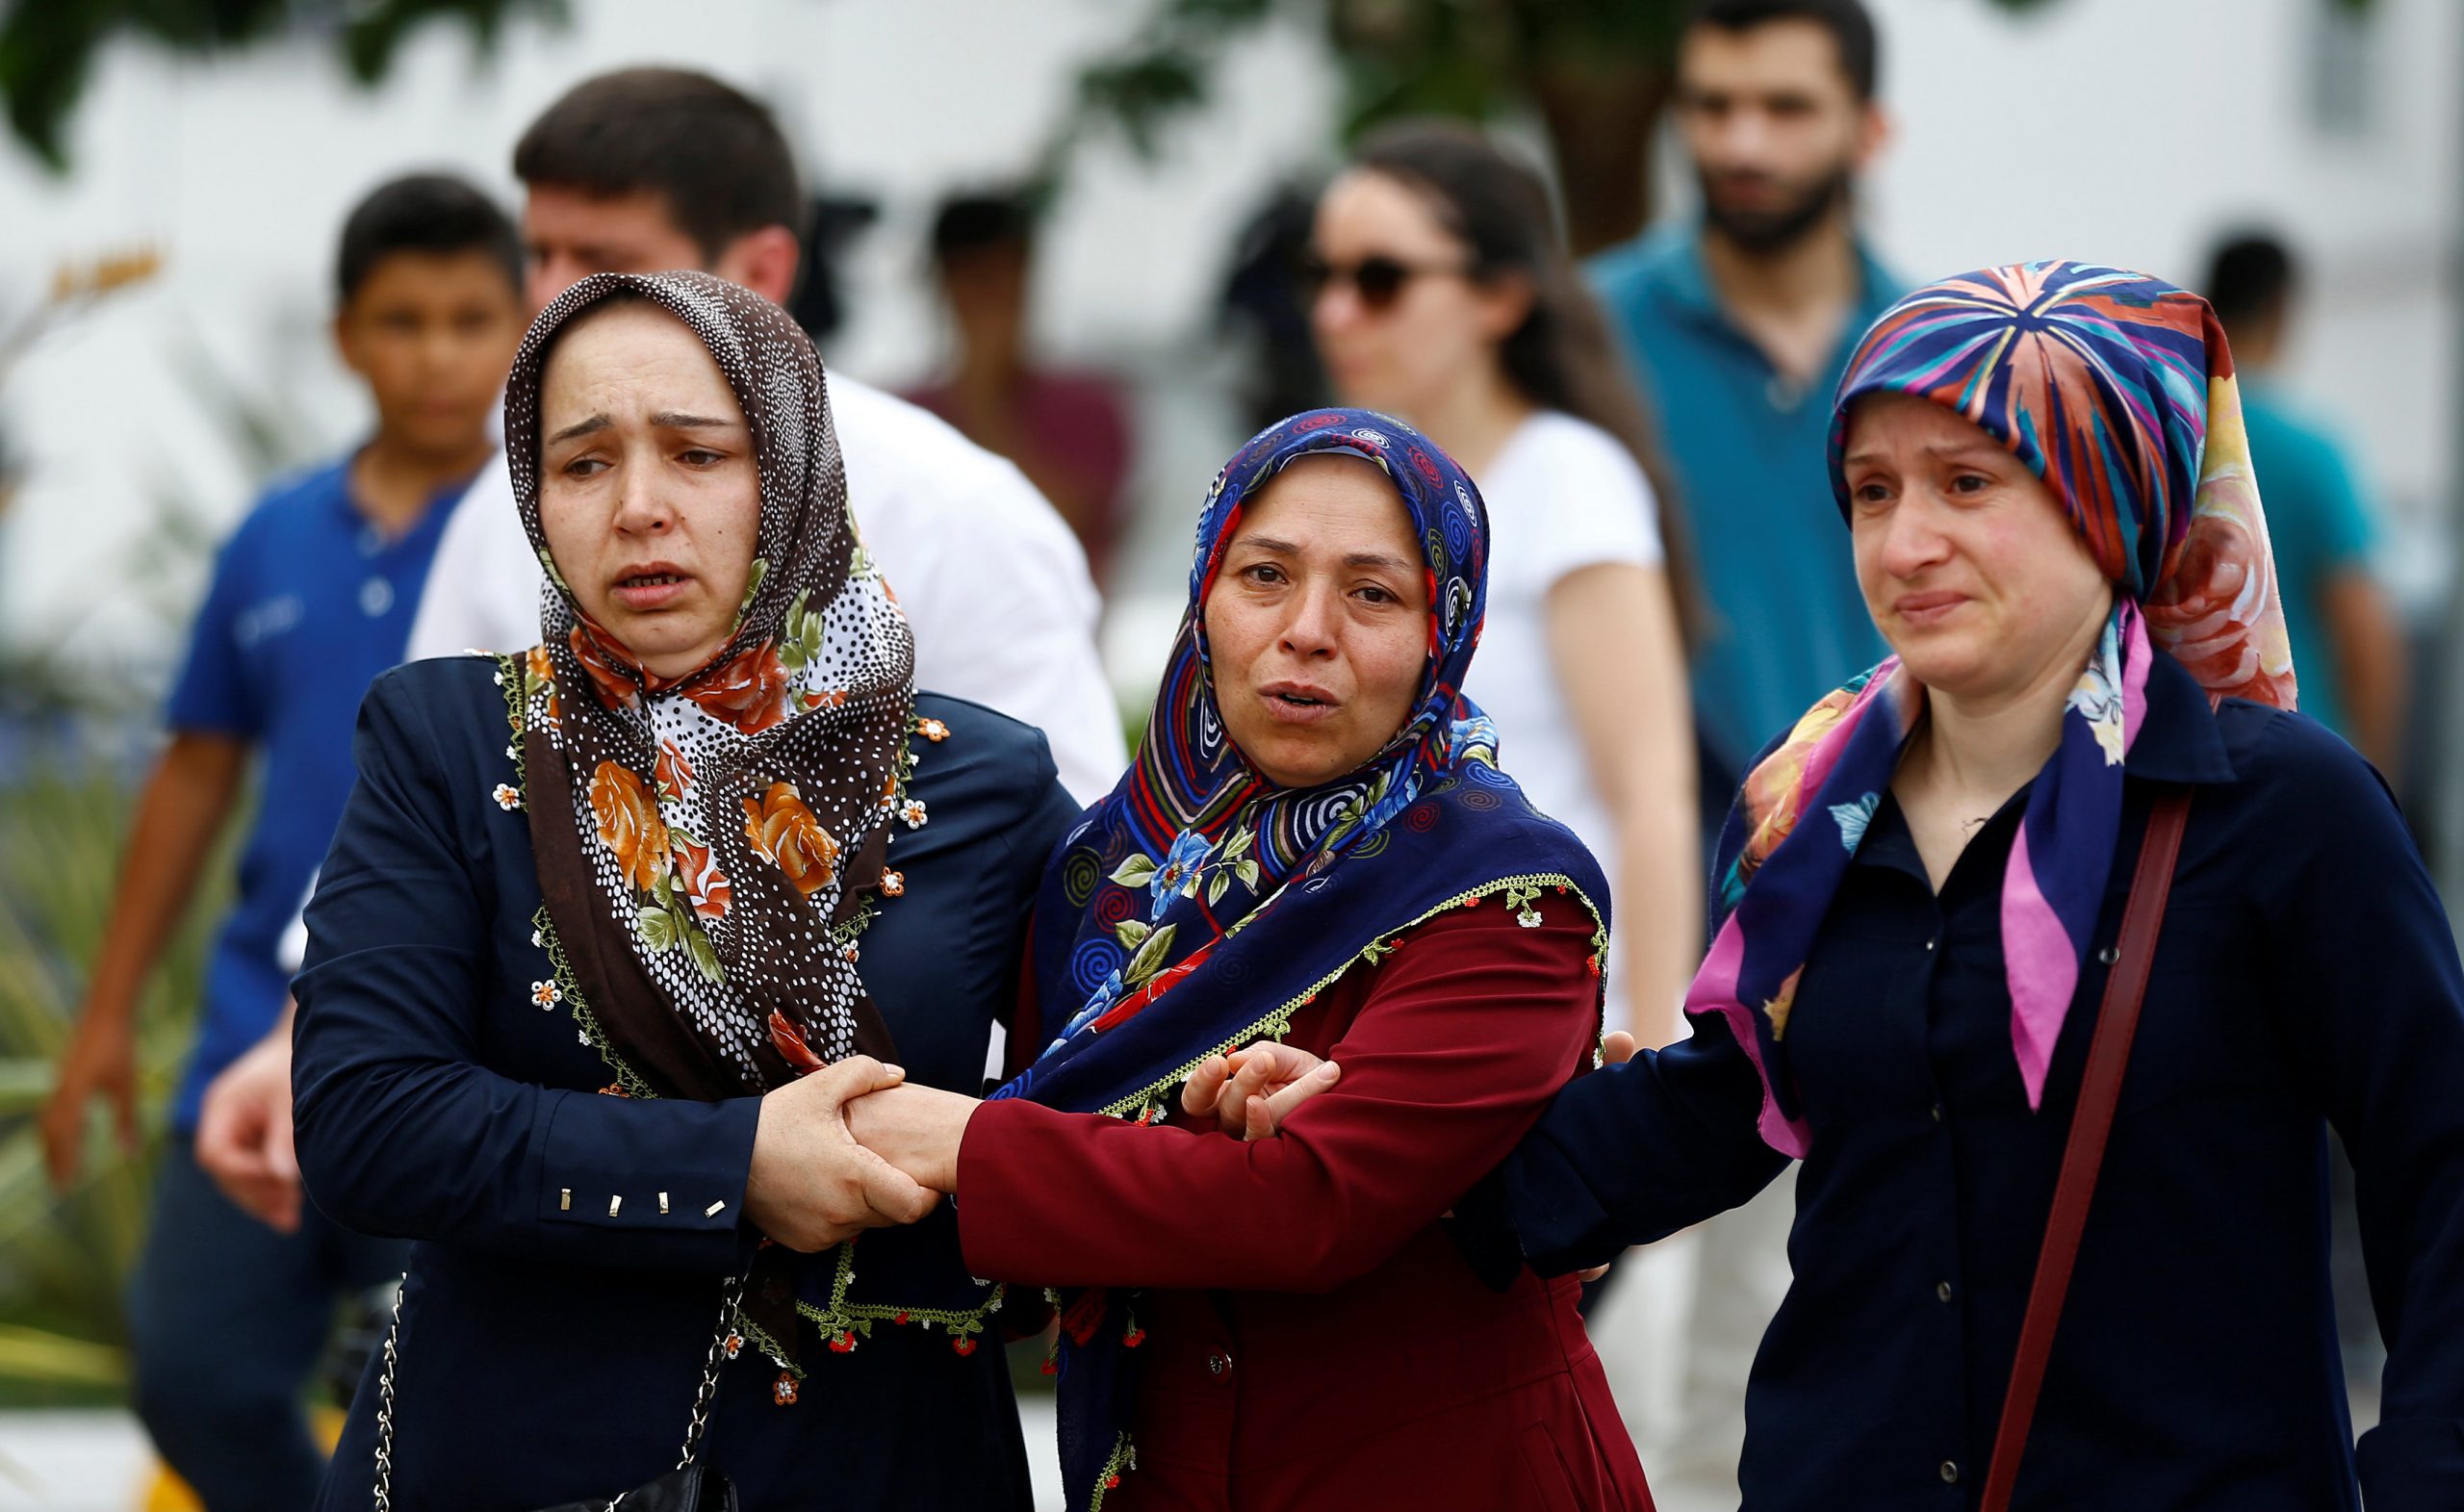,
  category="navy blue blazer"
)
[1504,652,2464,1510]
[293,656,1081,1511]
